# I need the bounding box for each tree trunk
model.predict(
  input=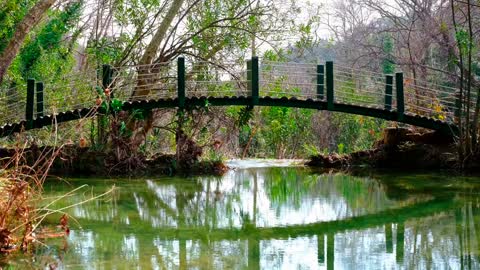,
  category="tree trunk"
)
[134,0,186,98]
[0,0,57,83]
[126,0,186,150]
